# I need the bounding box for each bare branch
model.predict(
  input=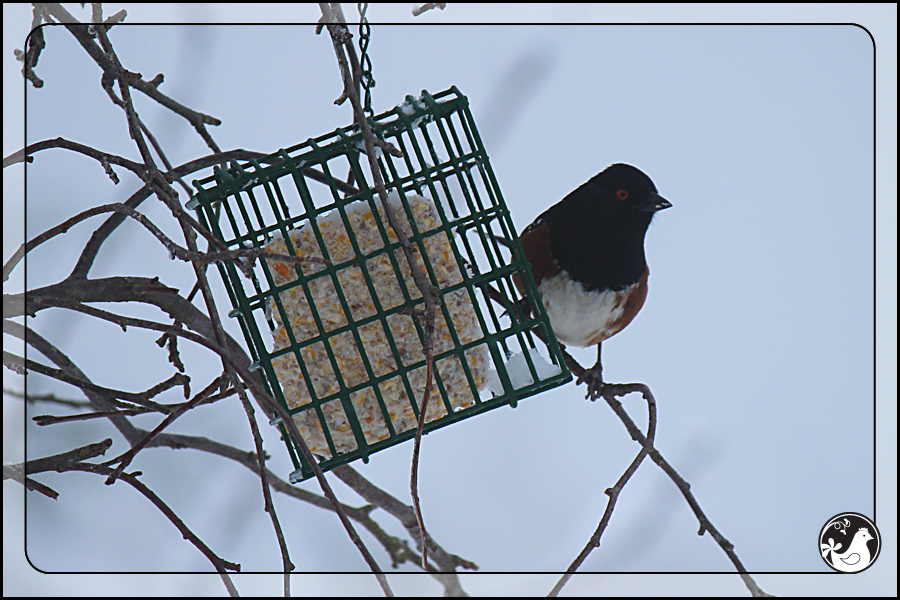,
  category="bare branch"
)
[21,438,114,475]
[51,149,357,280]
[40,4,221,130]
[2,197,328,284]
[68,461,240,574]
[320,5,441,572]
[547,335,768,597]
[102,375,231,484]
[7,276,177,320]
[333,465,479,573]
[3,350,187,413]
[2,465,58,499]
[2,136,145,173]
[4,438,113,500]
[3,387,92,410]
[5,203,188,282]
[33,407,152,426]
[104,9,127,26]
[550,383,657,596]
[412,3,447,17]
[16,7,46,87]
[235,376,295,586]
[84,17,386,589]
[3,319,145,441]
